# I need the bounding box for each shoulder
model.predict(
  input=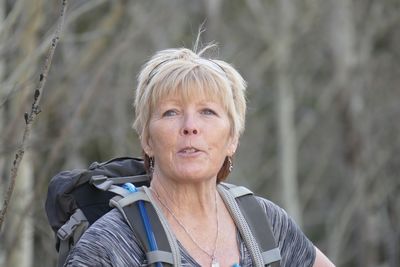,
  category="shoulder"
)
[64,209,145,266]
[254,196,292,231]
[254,196,316,267]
